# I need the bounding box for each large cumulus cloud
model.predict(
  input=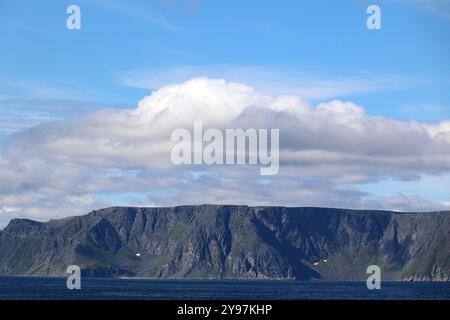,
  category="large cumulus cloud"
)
[0,77,449,227]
